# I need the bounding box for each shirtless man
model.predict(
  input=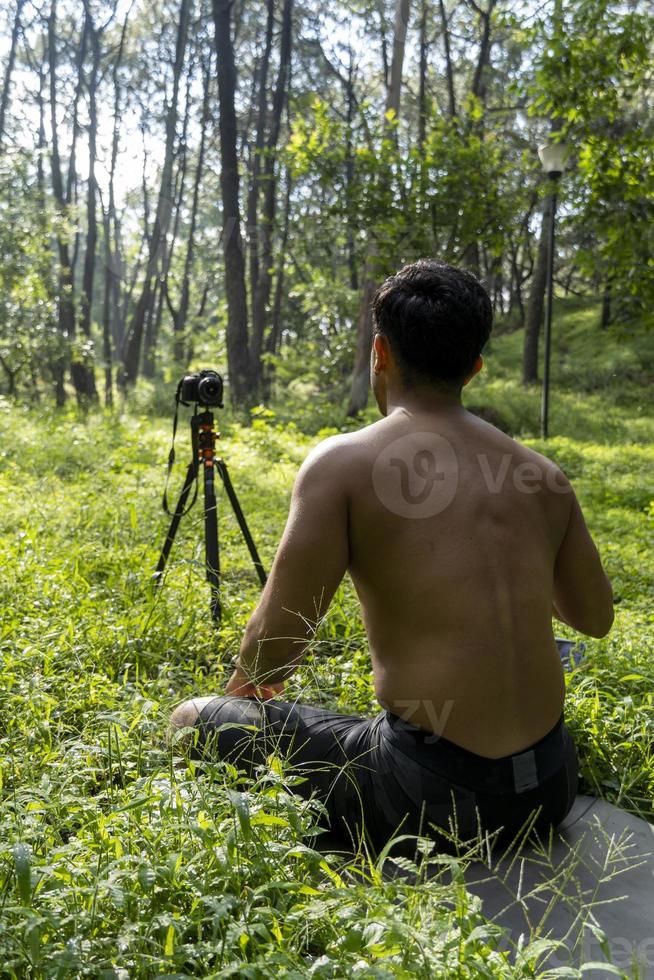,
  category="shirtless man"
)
[171,260,613,856]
